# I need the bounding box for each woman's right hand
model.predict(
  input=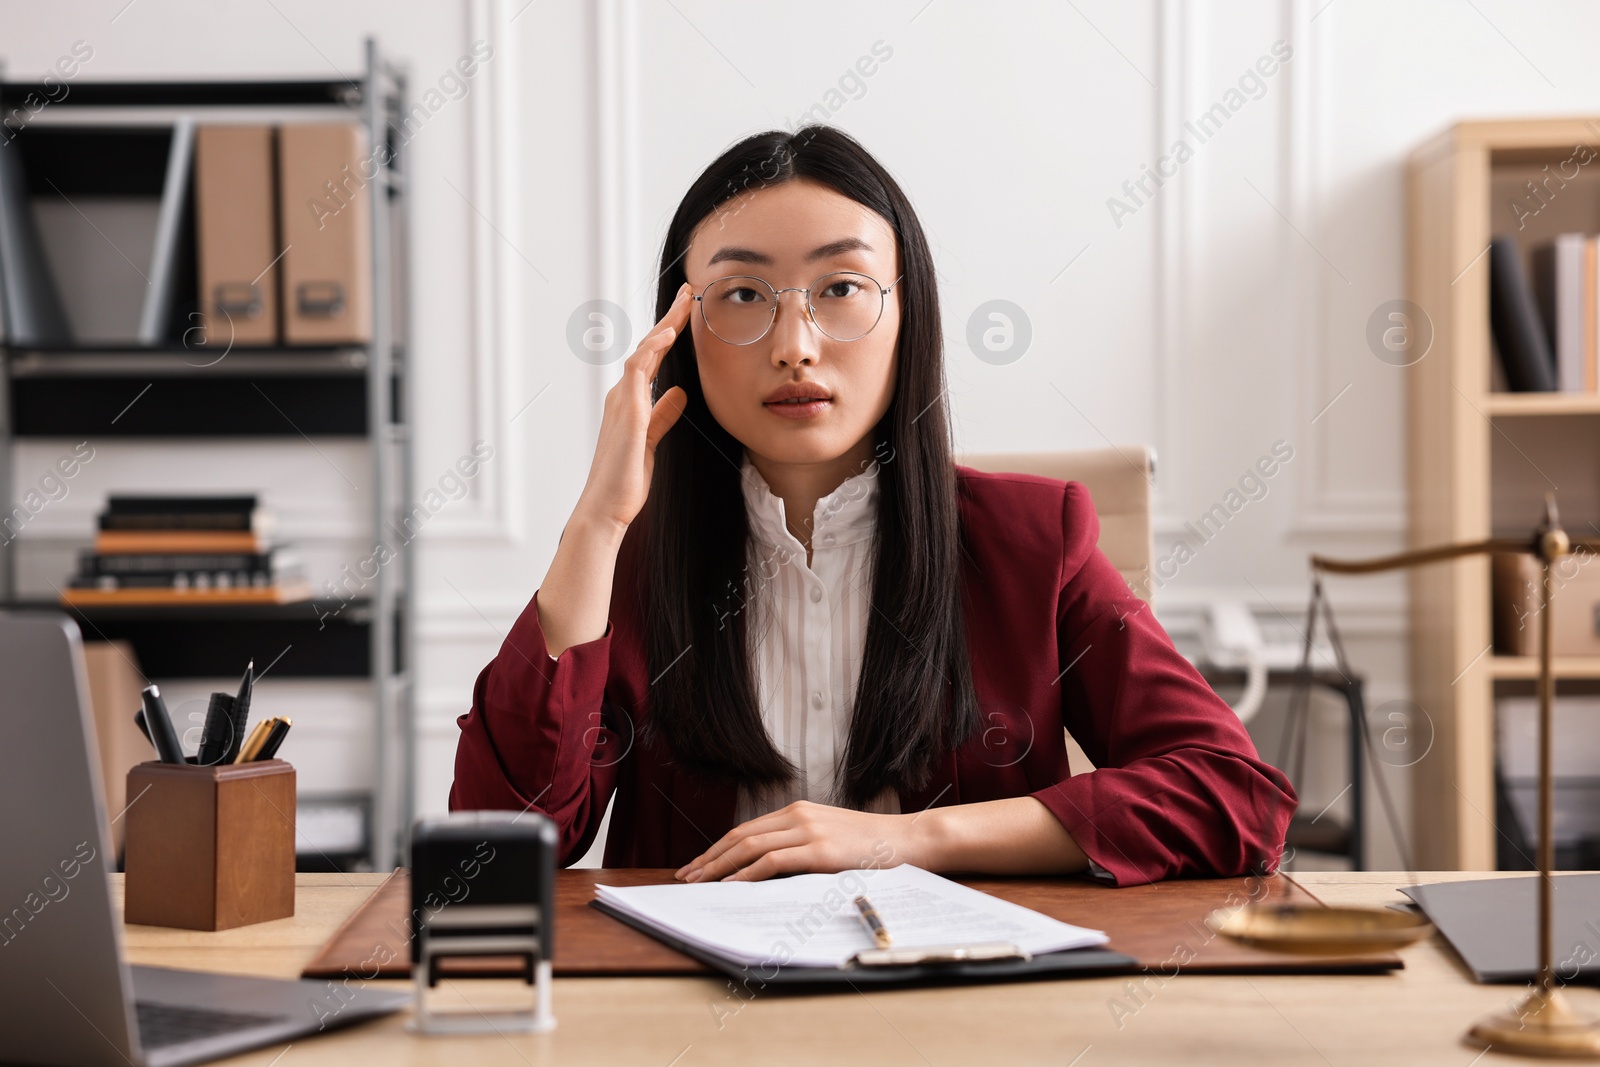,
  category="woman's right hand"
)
[572,282,692,537]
